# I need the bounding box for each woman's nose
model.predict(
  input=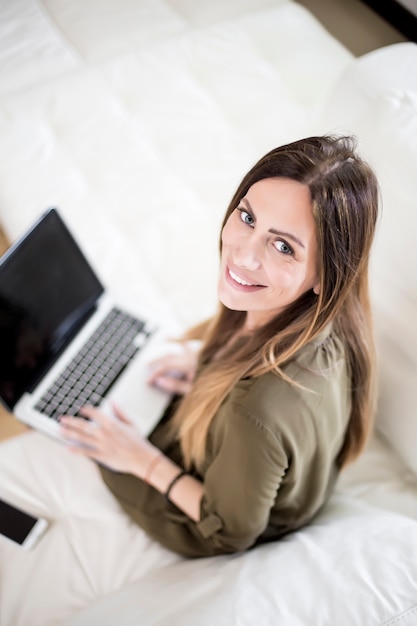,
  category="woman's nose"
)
[232,239,262,271]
